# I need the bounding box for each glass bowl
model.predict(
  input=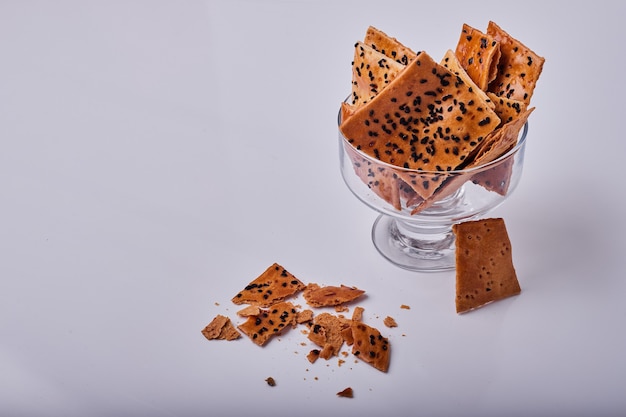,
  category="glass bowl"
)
[338,107,528,272]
